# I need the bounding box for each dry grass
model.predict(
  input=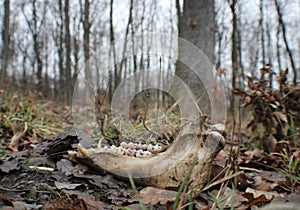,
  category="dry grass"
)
[0,89,72,151]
